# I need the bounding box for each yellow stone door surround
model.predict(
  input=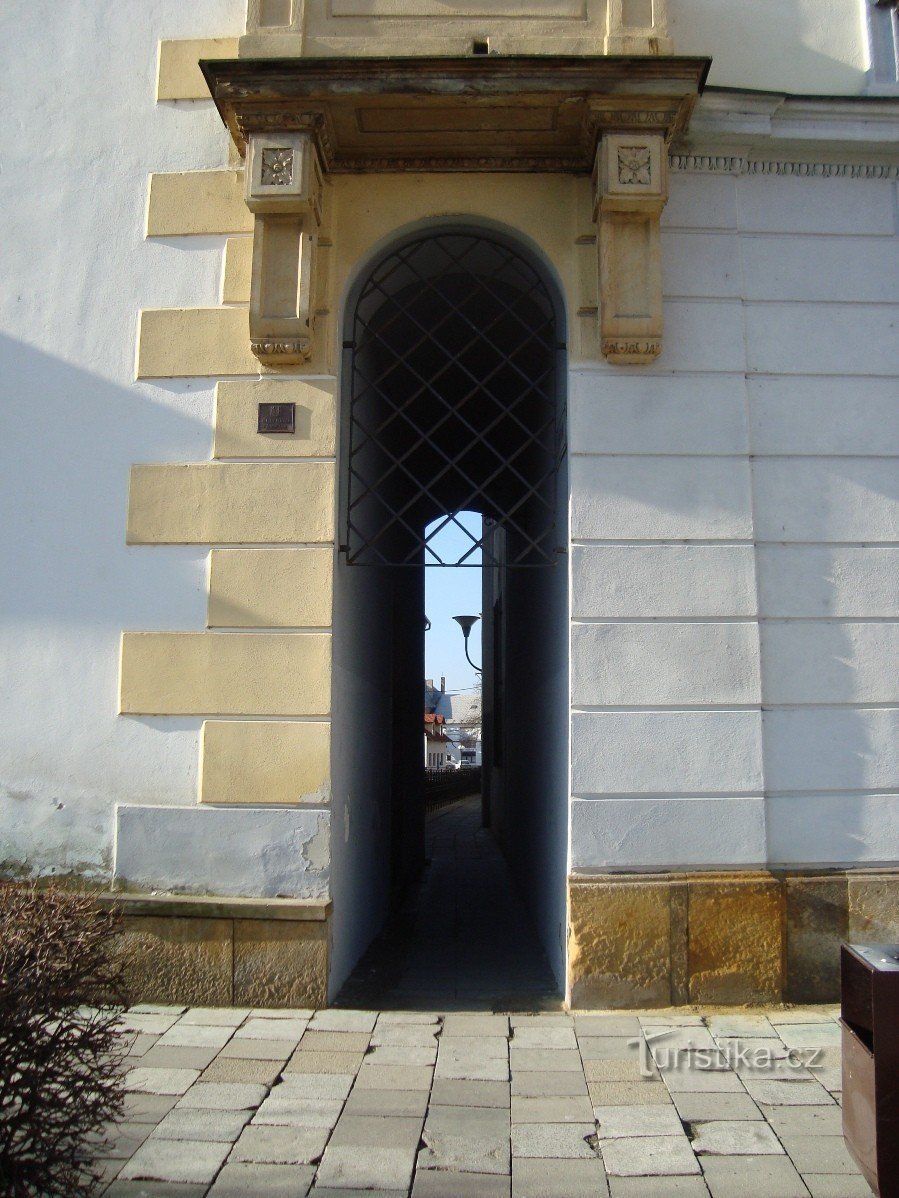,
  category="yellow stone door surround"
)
[117,39,711,1007]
